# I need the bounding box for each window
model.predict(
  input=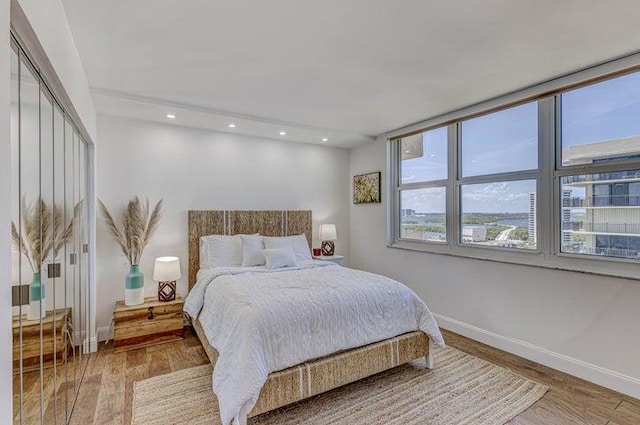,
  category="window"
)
[561,72,640,166]
[461,102,538,177]
[460,180,537,249]
[559,73,640,261]
[561,171,640,259]
[400,188,446,242]
[401,127,447,183]
[389,63,640,279]
[458,102,539,250]
[398,128,448,243]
